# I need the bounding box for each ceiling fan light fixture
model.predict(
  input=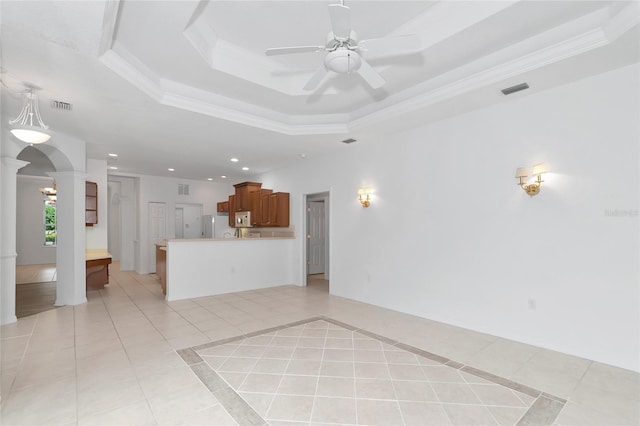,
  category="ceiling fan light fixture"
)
[266,2,417,91]
[9,89,51,144]
[10,126,51,144]
[324,49,361,73]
